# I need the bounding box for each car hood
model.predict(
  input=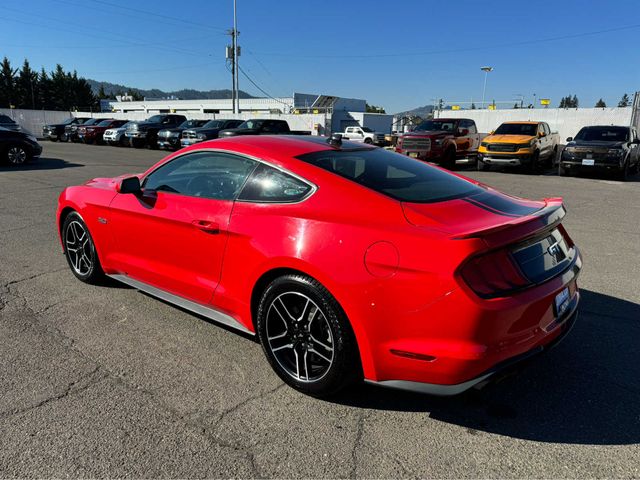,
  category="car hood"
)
[84,173,141,191]
[219,128,257,137]
[484,134,535,144]
[129,121,161,130]
[403,130,449,137]
[567,140,625,148]
[188,127,221,134]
